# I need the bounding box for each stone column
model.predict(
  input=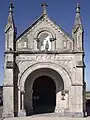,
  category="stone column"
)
[53,40,56,50]
[21,92,24,110]
[18,90,20,115]
[18,91,26,117]
[50,38,56,50]
[34,38,39,50]
[55,91,62,113]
